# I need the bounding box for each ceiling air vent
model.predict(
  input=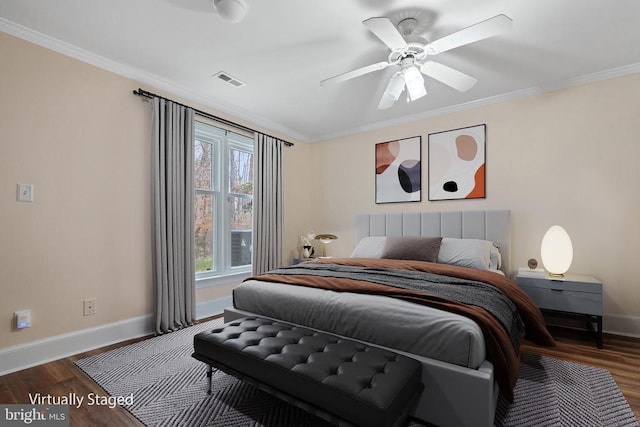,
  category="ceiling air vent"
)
[213,71,246,87]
